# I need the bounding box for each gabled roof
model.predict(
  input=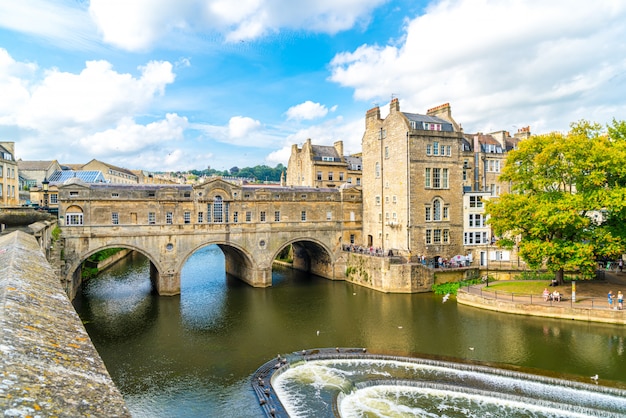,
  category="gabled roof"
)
[83,159,137,177]
[17,160,58,171]
[311,145,341,160]
[403,112,455,131]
